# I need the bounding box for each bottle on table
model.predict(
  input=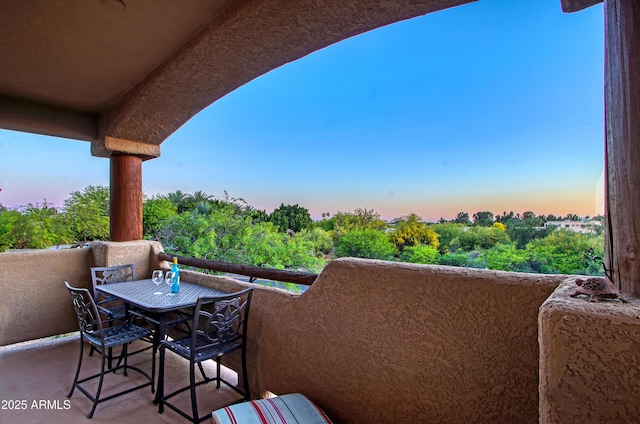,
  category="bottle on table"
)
[171,257,180,293]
